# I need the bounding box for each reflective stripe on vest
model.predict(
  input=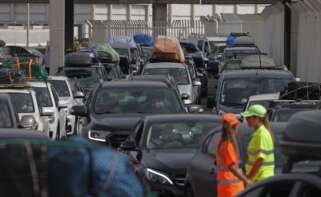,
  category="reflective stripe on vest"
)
[246,160,274,166]
[248,149,274,157]
[217,179,242,185]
